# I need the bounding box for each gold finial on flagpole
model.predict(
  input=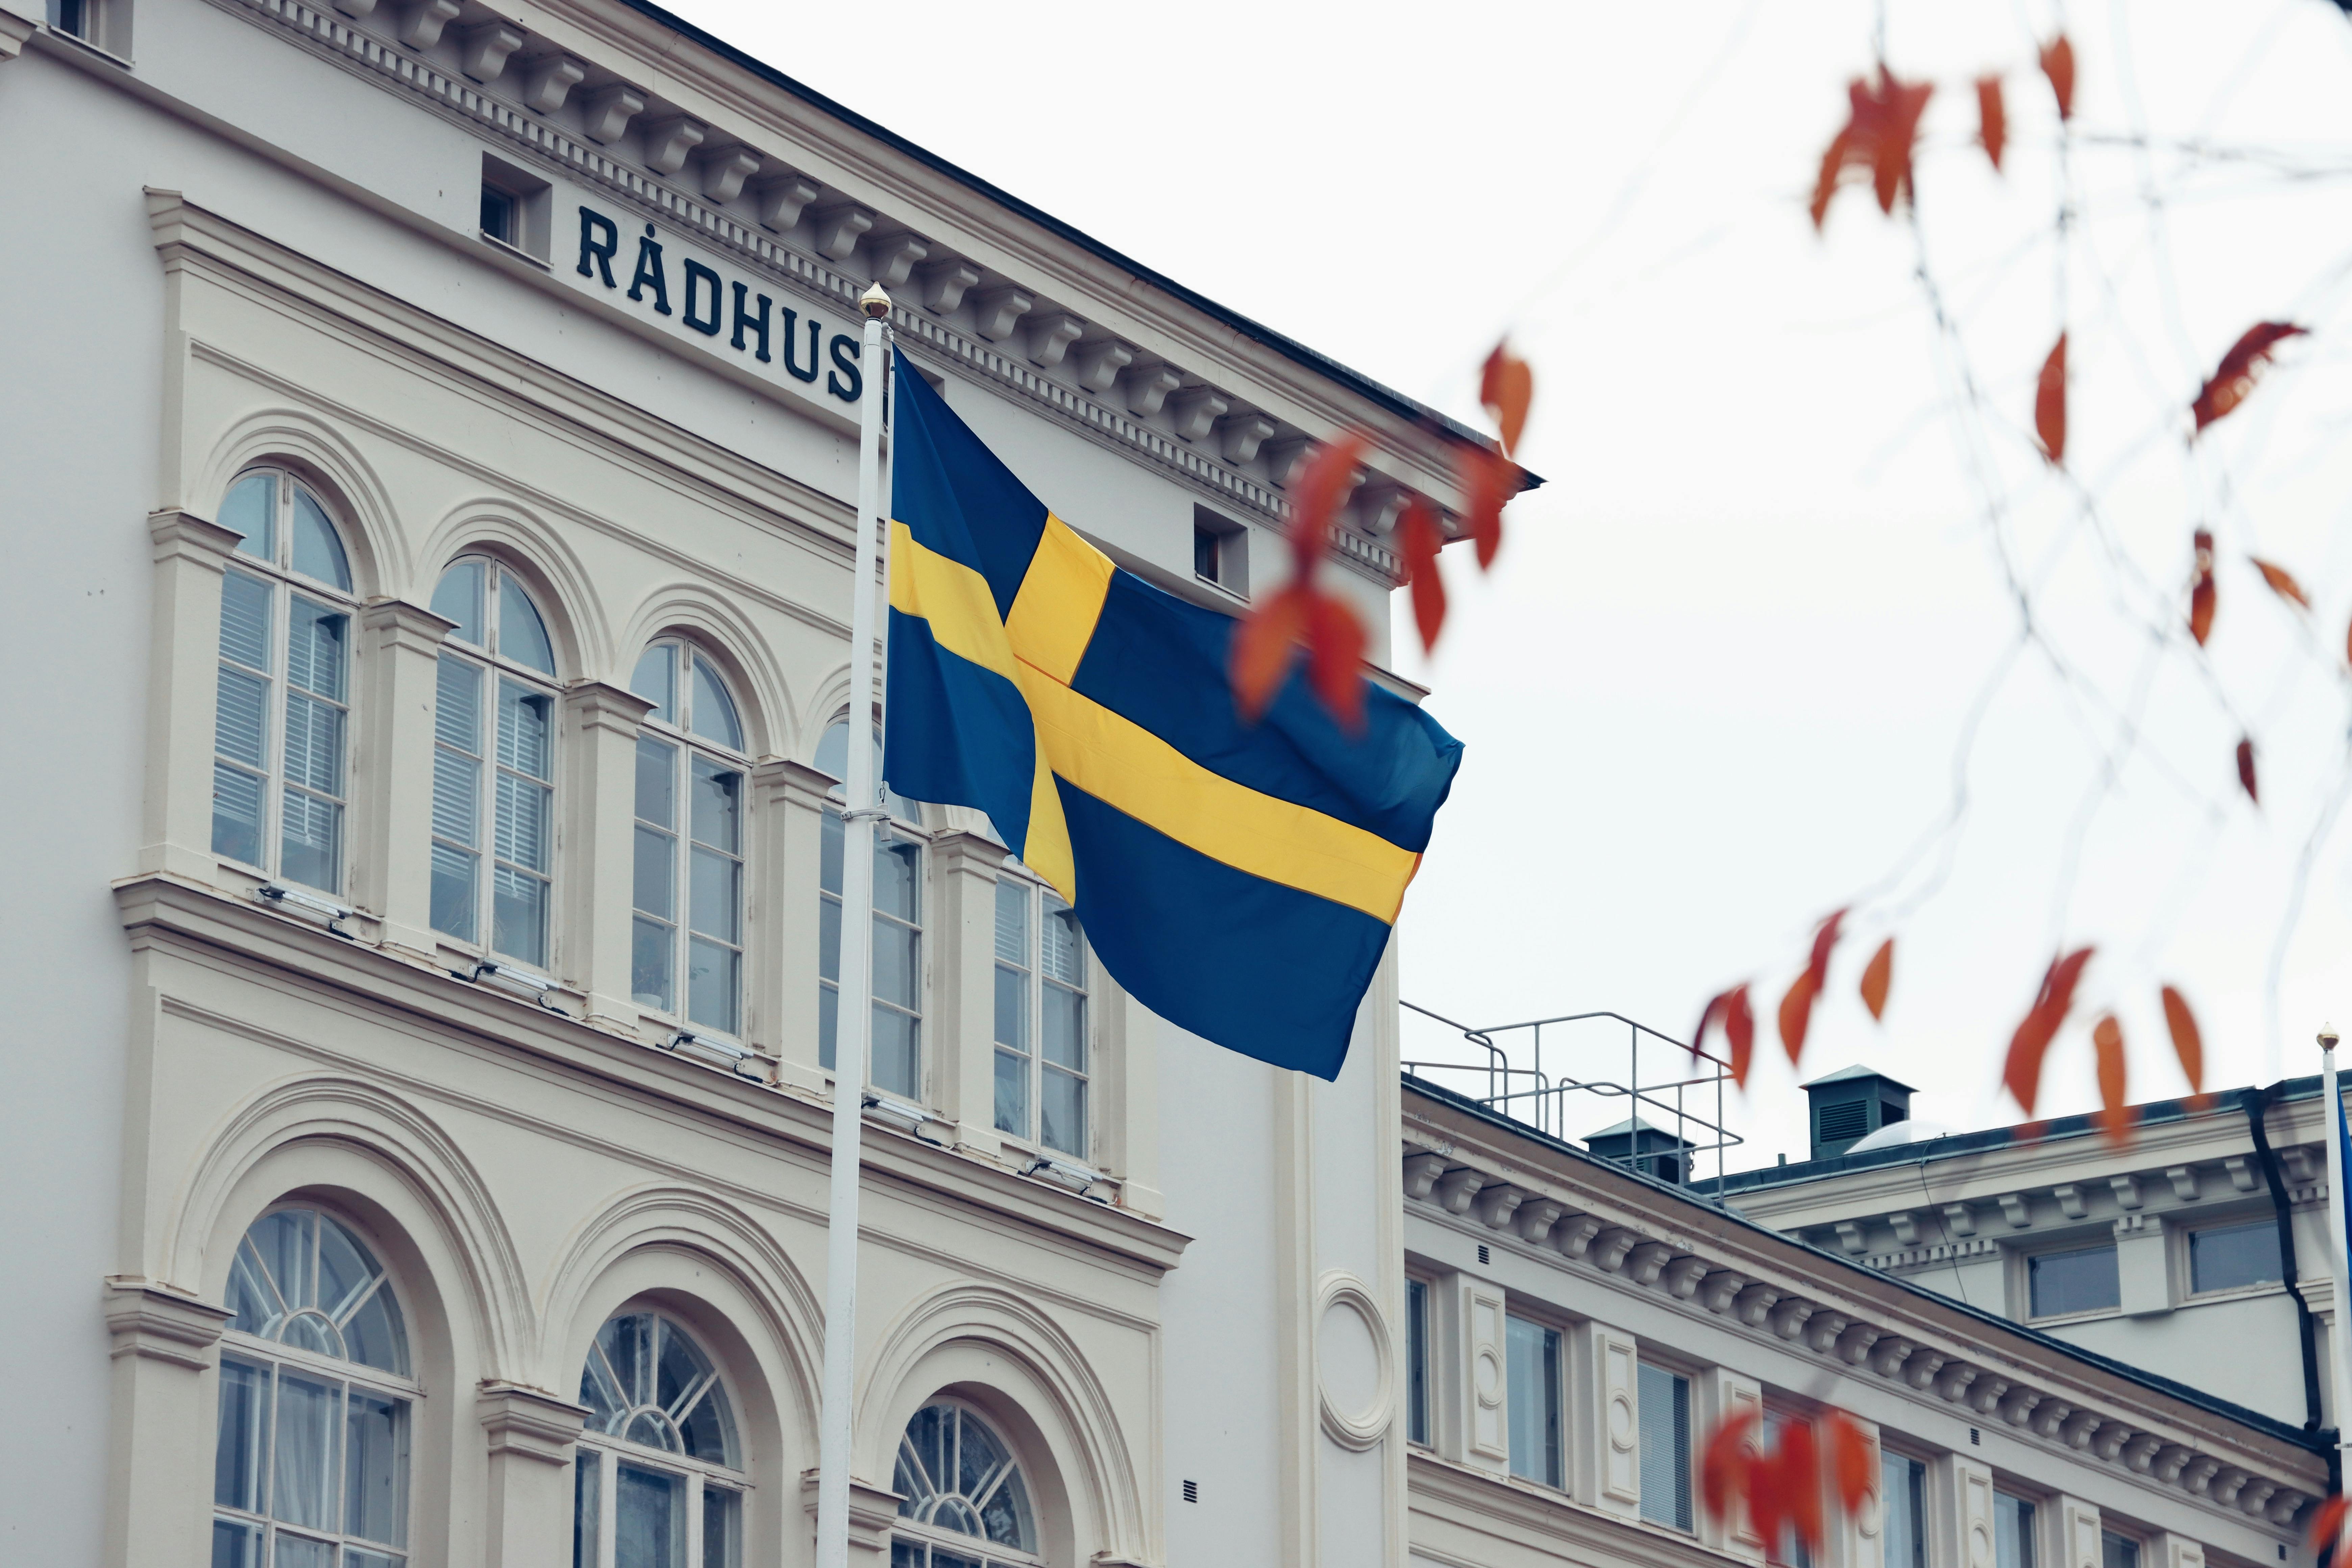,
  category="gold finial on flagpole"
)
[2323,1025,2341,1051]
[859,281,892,319]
